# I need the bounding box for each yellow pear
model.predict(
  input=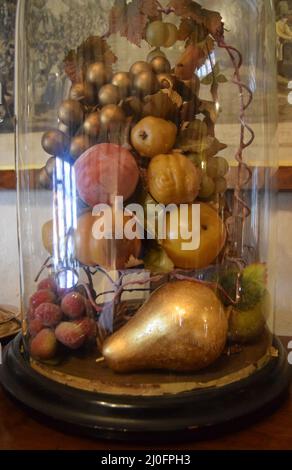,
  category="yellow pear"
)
[131,117,177,158]
[102,280,228,373]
